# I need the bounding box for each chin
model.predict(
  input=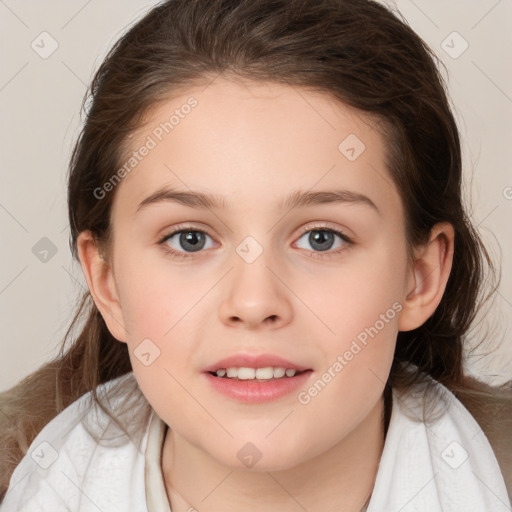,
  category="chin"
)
[208,439,312,473]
